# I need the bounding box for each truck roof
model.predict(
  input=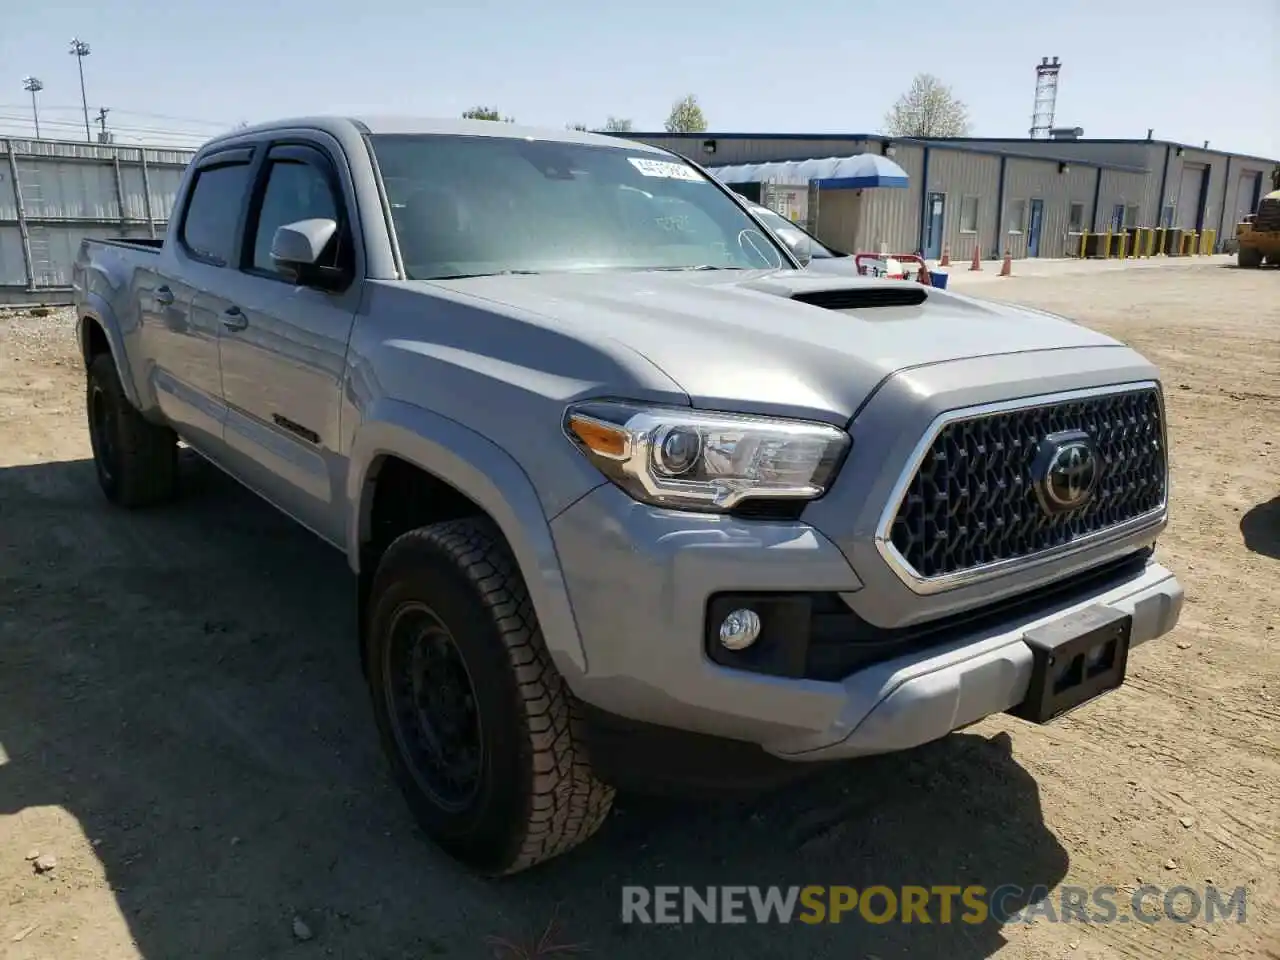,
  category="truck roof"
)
[201,115,669,155]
